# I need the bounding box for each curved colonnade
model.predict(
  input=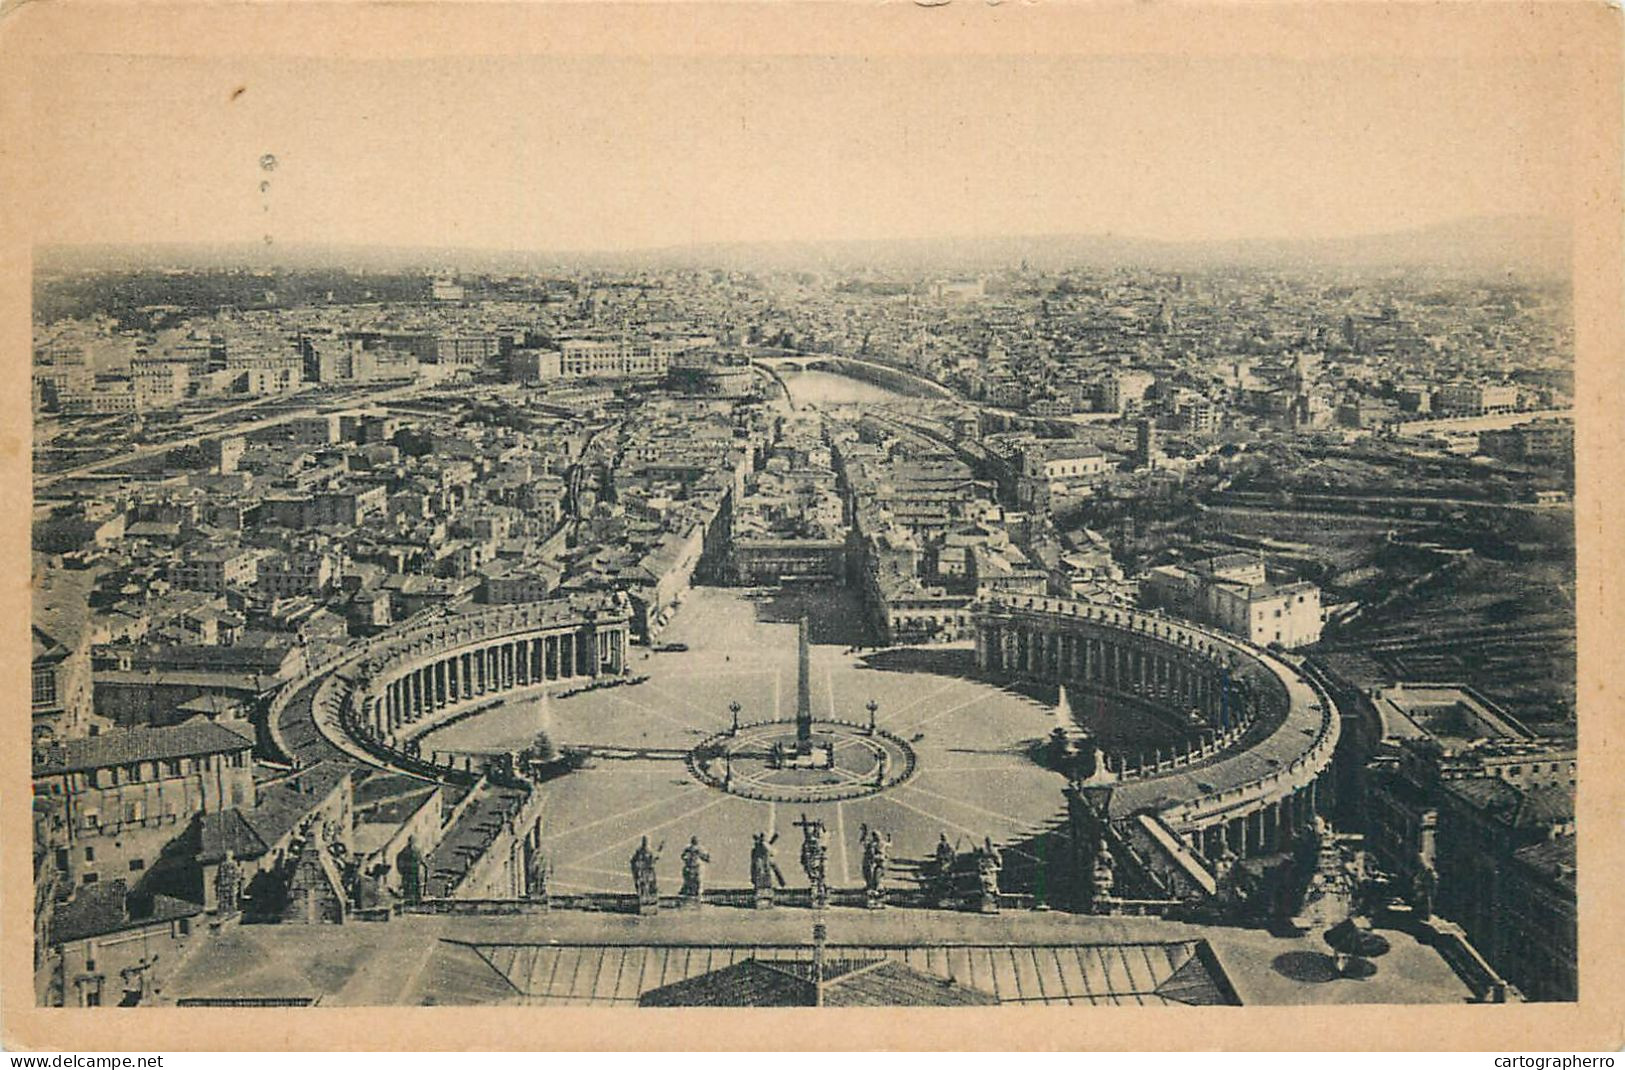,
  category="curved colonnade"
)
[351,600,631,749]
[266,587,1335,874]
[268,595,633,781]
[975,594,1339,865]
